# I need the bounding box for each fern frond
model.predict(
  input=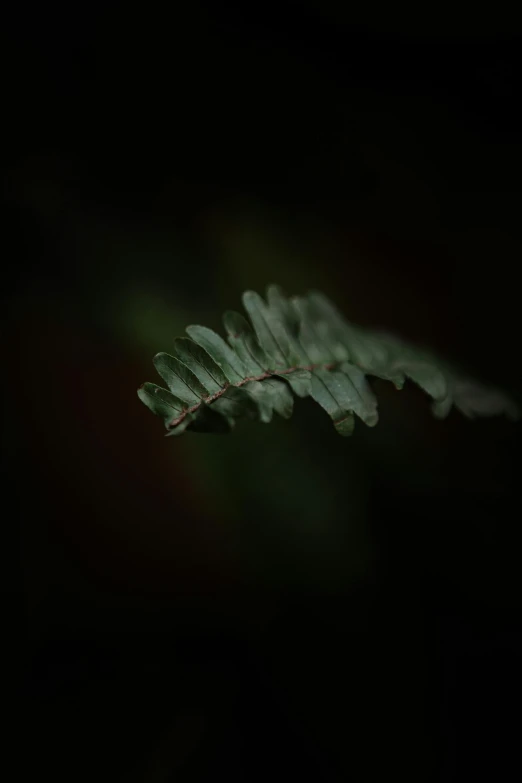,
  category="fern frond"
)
[137,285,519,436]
